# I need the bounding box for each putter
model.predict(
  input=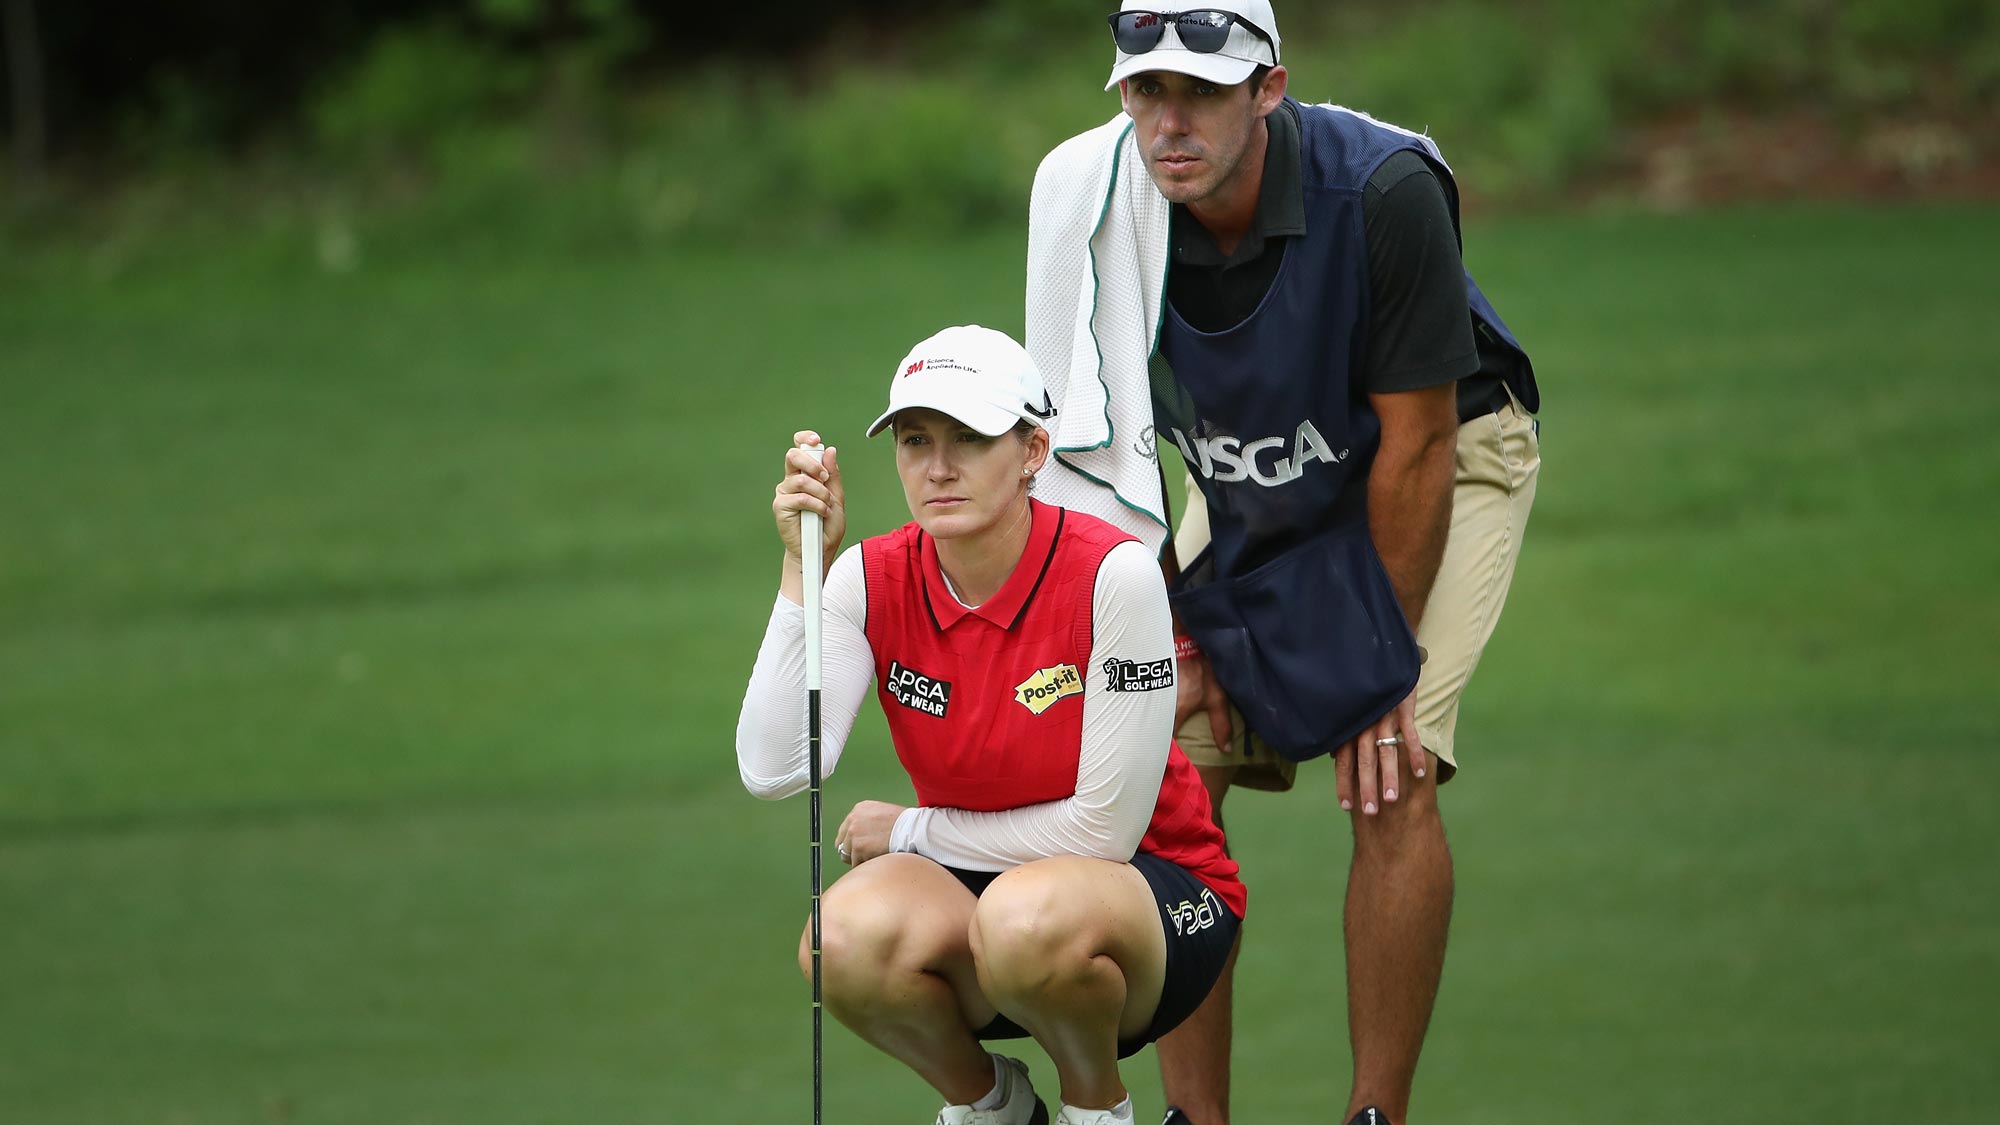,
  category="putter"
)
[798,442,826,1125]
